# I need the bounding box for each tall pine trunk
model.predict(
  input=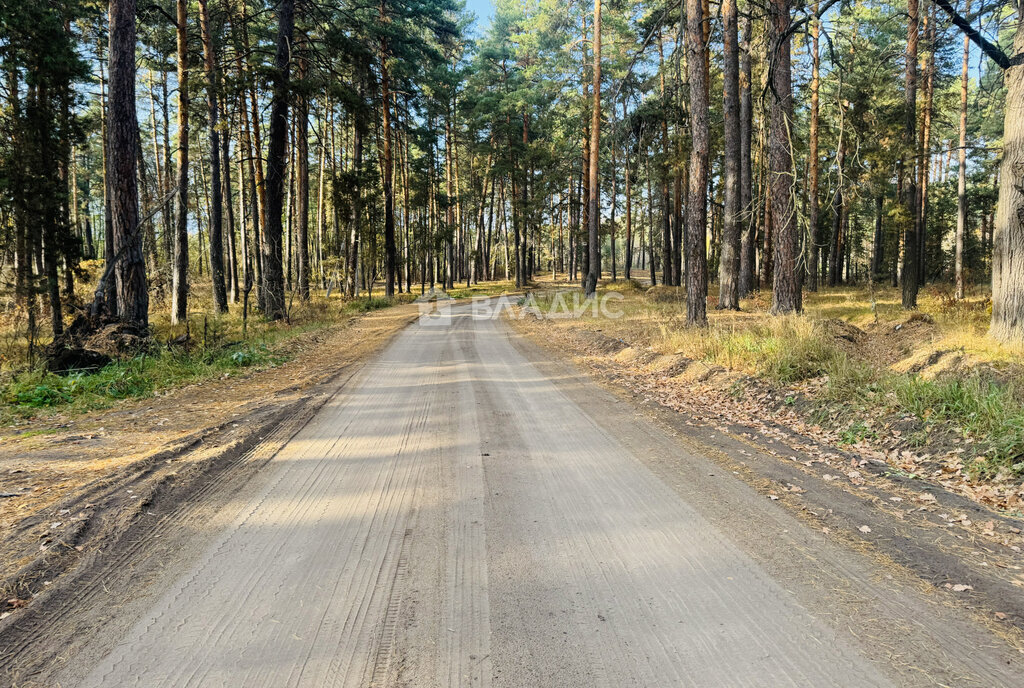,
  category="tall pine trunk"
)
[917,5,936,285]
[768,0,800,314]
[718,0,741,310]
[379,1,396,297]
[738,16,755,296]
[685,0,709,325]
[990,22,1024,340]
[901,0,920,309]
[623,99,632,281]
[261,0,294,319]
[955,0,970,300]
[199,0,227,313]
[108,0,148,325]
[807,3,821,292]
[584,0,601,297]
[658,35,673,288]
[171,0,188,324]
[296,51,310,300]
